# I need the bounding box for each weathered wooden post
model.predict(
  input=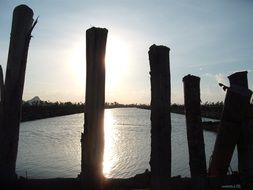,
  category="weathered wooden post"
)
[230,71,253,190]
[81,27,108,190]
[0,5,36,181]
[149,44,171,190]
[208,71,252,176]
[0,66,4,130]
[183,75,207,189]
[238,105,253,190]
